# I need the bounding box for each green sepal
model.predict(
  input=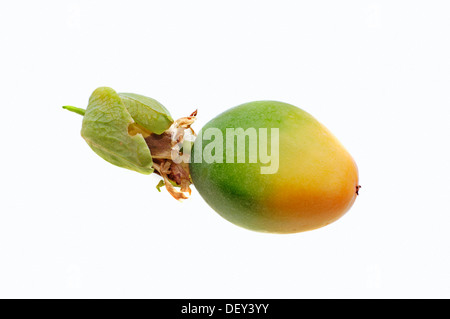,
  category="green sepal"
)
[81,87,154,175]
[119,93,173,134]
